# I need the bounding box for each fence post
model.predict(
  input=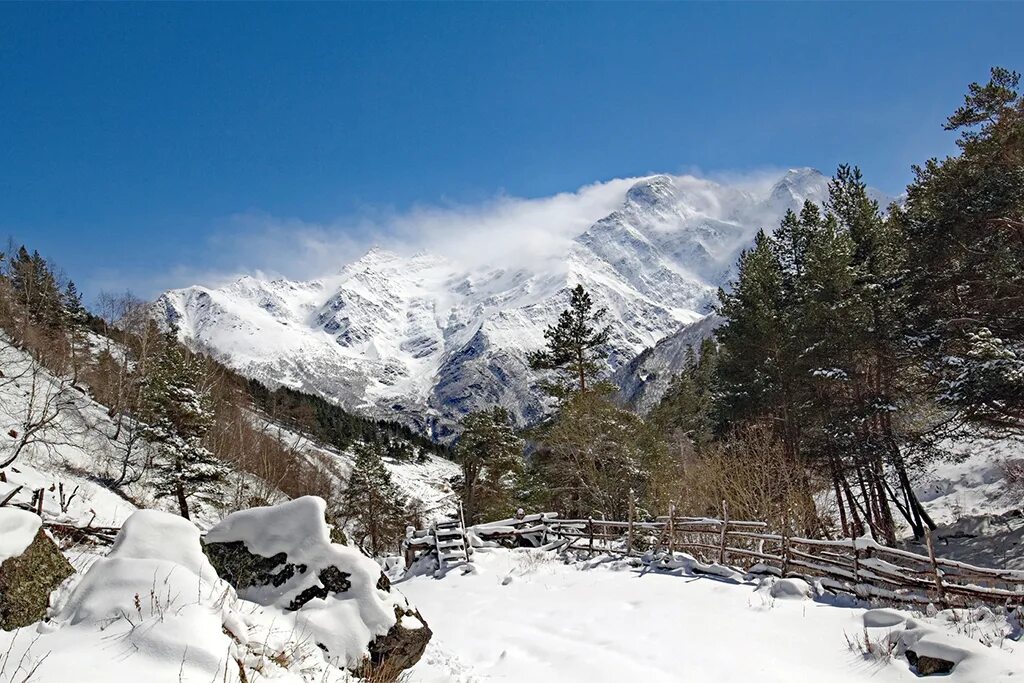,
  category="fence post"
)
[668,502,675,557]
[627,489,635,556]
[781,529,790,576]
[588,517,594,553]
[458,501,472,563]
[924,529,947,606]
[718,500,729,565]
[851,535,860,584]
